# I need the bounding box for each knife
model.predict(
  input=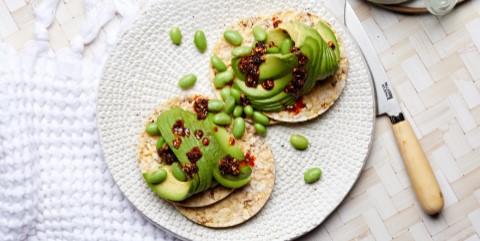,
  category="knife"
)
[345,2,444,215]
